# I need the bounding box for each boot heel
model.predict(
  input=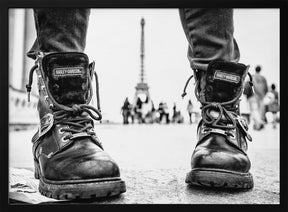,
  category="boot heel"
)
[34,160,40,179]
